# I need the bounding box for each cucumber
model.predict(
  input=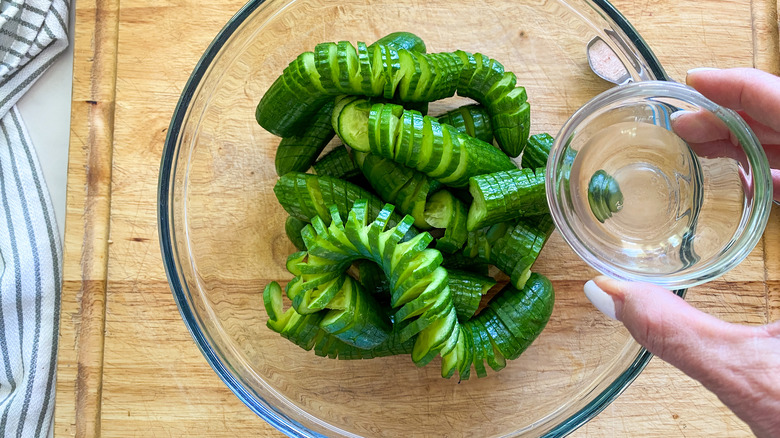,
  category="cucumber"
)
[490,215,554,289]
[485,273,554,359]
[285,216,308,251]
[275,100,336,176]
[369,31,426,53]
[258,43,530,158]
[313,145,361,180]
[423,190,468,253]
[273,172,414,234]
[453,50,530,157]
[587,169,623,223]
[435,104,493,144]
[448,269,496,322]
[521,133,554,169]
[334,100,516,187]
[320,275,391,349]
[355,151,436,230]
[466,167,548,231]
[281,201,463,370]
